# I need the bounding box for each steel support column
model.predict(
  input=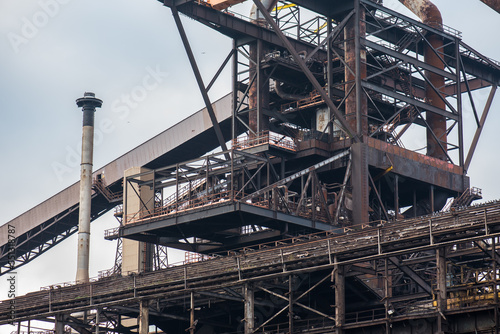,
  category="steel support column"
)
[289,275,294,334]
[244,283,254,334]
[394,174,399,220]
[456,39,464,168]
[139,300,149,334]
[55,315,65,334]
[353,0,367,135]
[95,308,100,334]
[436,247,447,334]
[493,237,499,334]
[352,143,369,224]
[384,258,391,334]
[326,16,333,139]
[430,185,435,213]
[335,256,345,334]
[232,39,238,141]
[189,293,195,334]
